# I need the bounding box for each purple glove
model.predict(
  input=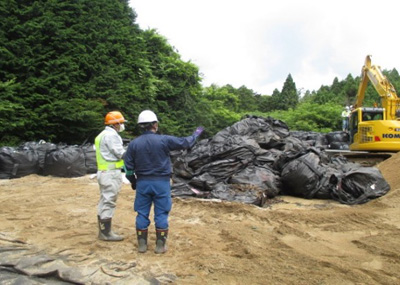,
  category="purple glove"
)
[193,126,204,137]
